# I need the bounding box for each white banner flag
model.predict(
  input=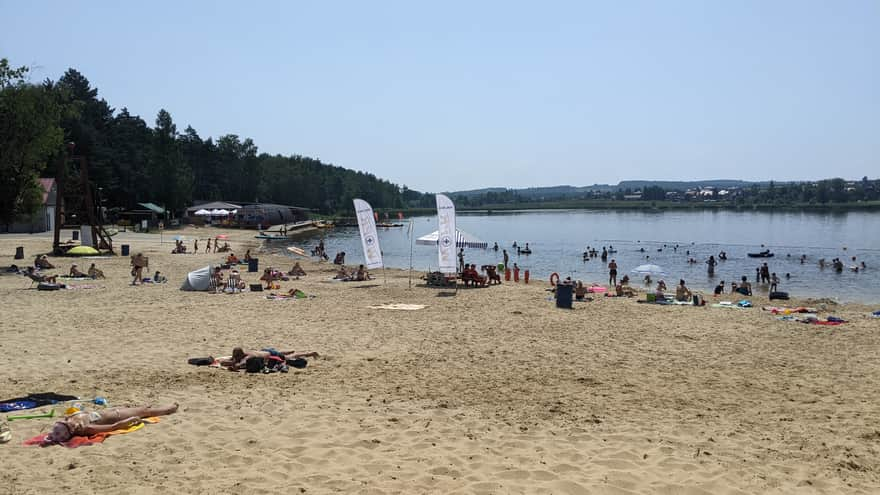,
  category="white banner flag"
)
[353,199,384,270]
[436,194,457,273]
